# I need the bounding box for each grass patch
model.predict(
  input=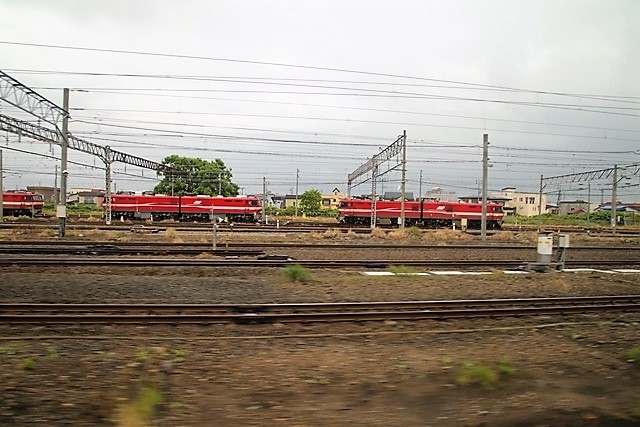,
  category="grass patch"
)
[370,228,387,239]
[389,265,418,275]
[21,358,35,371]
[422,229,473,242]
[455,360,514,390]
[282,264,312,282]
[323,228,342,238]
[624,347,640,363]
[115,386,164,427]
